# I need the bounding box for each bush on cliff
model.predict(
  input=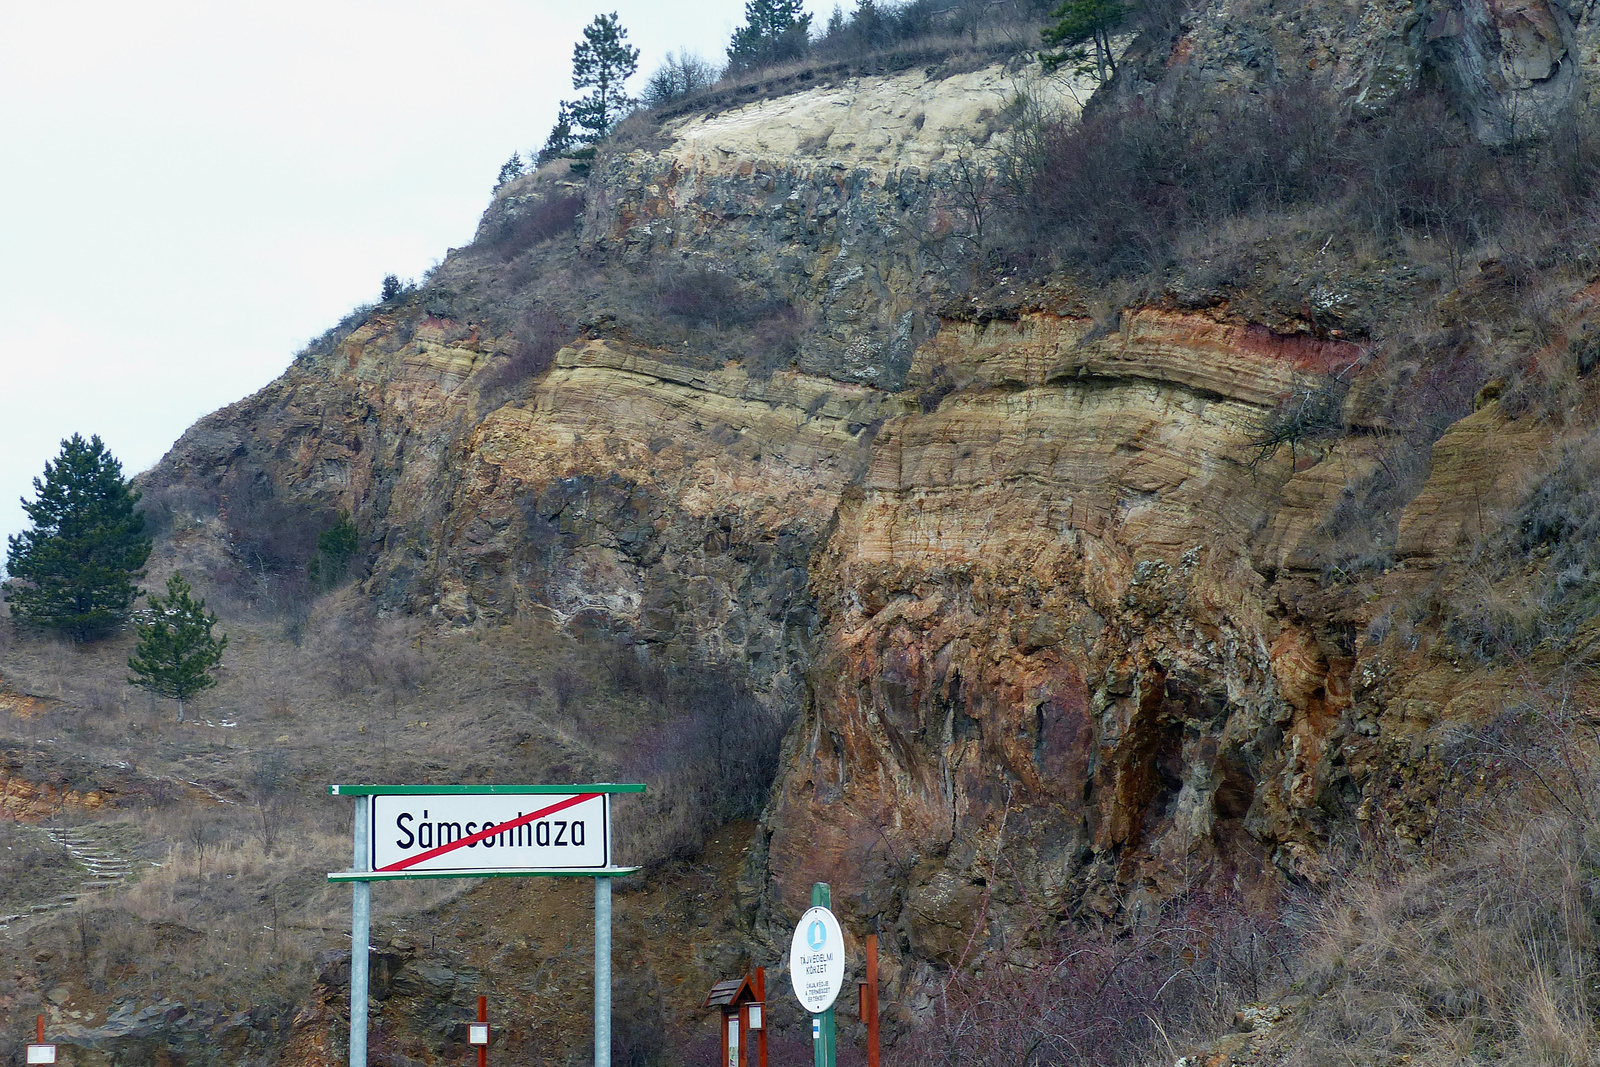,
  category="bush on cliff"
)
[641,51,721,108]
[1011,84,1600,280]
